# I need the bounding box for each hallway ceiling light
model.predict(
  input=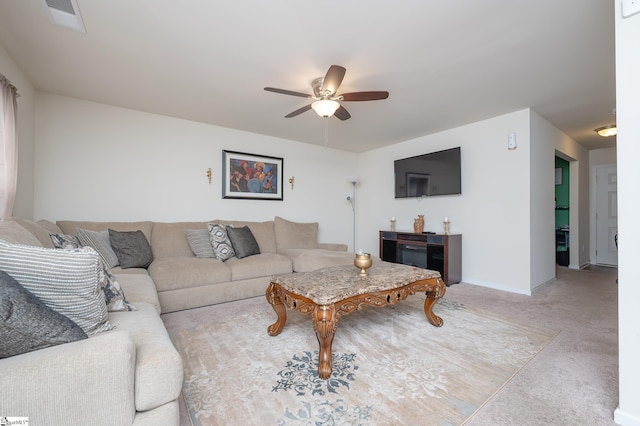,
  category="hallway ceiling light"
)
[594,125,617,137]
